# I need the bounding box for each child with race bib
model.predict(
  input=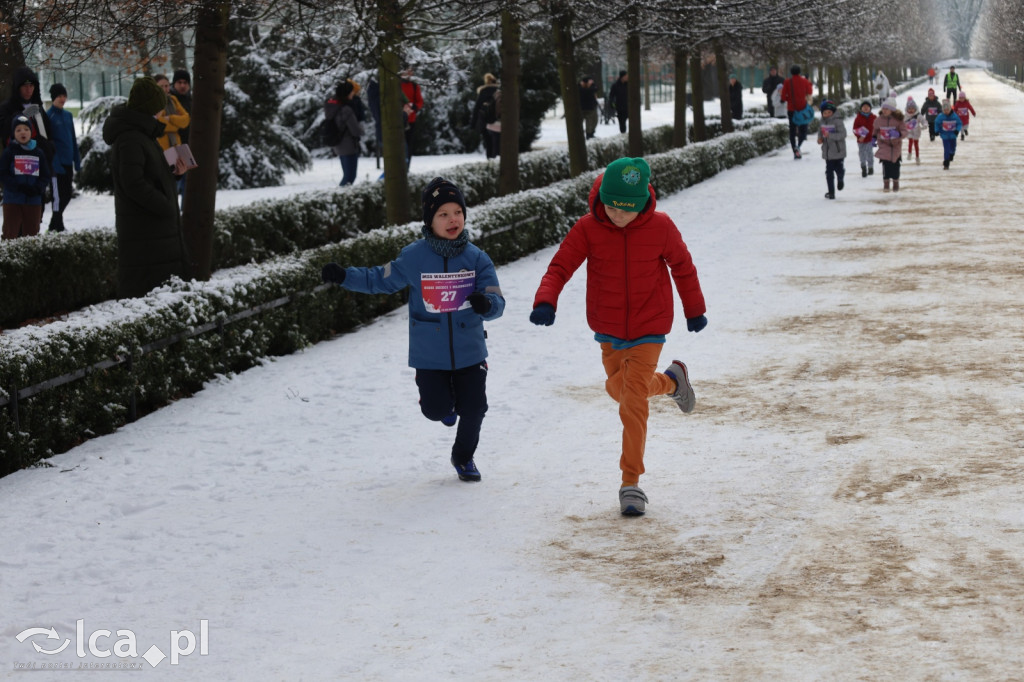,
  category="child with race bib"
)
[321,177,505,482]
